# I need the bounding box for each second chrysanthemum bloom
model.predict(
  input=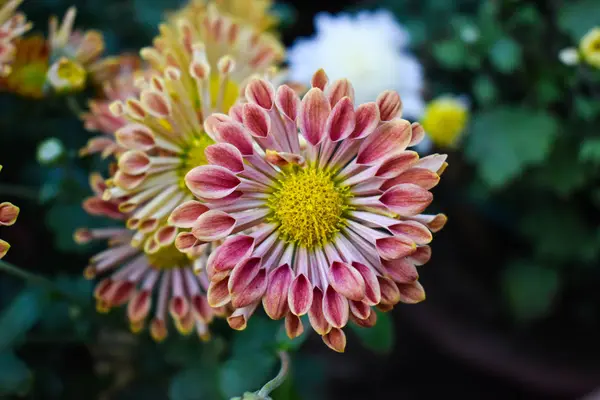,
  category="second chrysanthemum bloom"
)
[172,70,447,352]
